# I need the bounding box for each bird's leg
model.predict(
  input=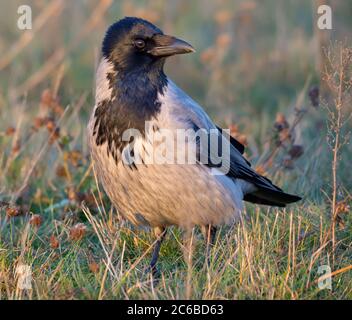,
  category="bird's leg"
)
[201,225,217,267]
[148,226,167,277]
[183,228,195,299]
